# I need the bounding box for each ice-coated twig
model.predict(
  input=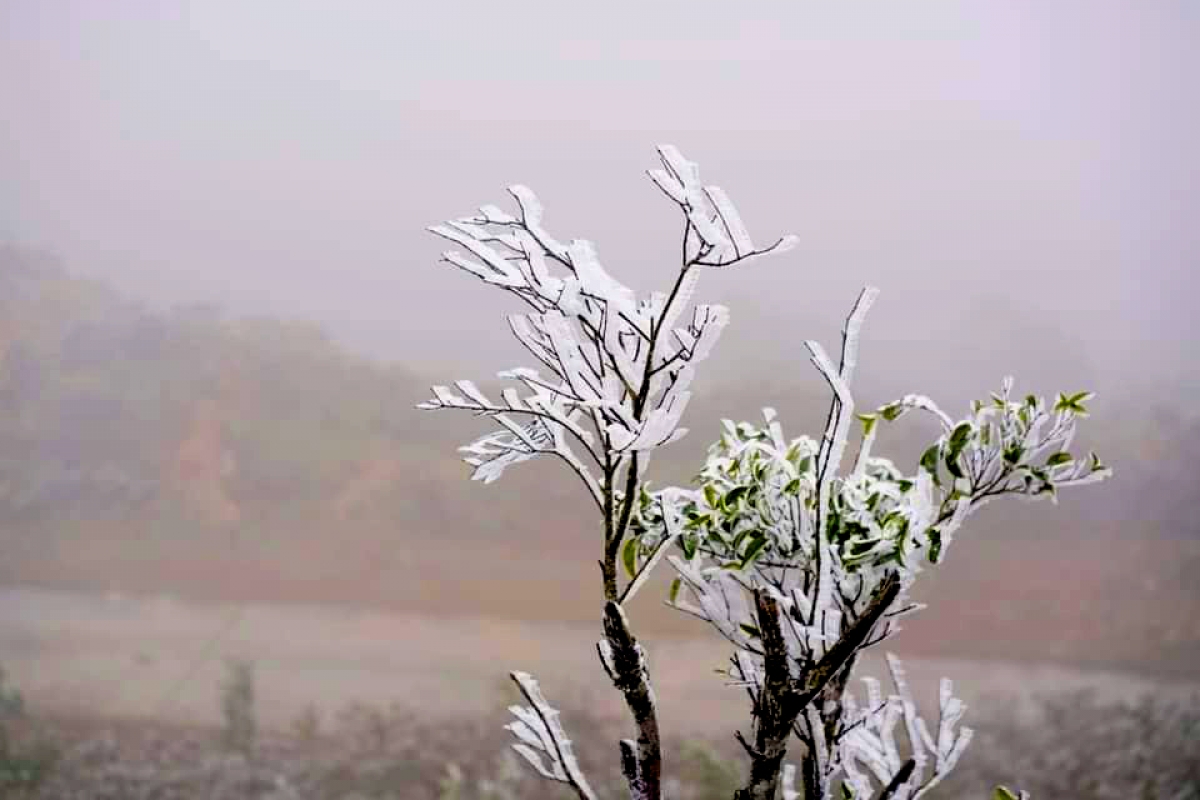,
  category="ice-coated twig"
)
[505,671,598,800]
[647,145,799,268]
[805,286,879,660]
[834,654,974,800]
